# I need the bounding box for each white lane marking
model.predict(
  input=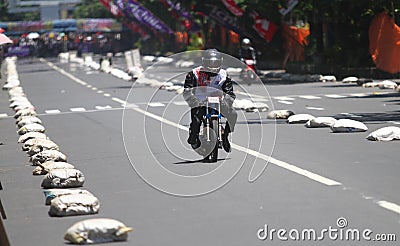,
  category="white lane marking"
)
[387,121,400,125]
[0,113,8,118]
[125,103,139,108]
[86,84,93,88]
[127,98,341,186]
[377,201,400,215]
[306,106,325,111]
[274,96,295,101]
[91,87,97,91]
[103,93,111,97]
[45,109,61,114]
[70,107,86,112]
[95,105,112,110]
[253,98,269,102]
[112,97,126,105]
[43,59,87,86]
[278,100,293,105]
[236,91,265,99]
[299,95,321,99]
[148,102,165,107]
[340,112,362,118]
[173,101,188,106]
[349,93,368,97]
[97,90,104,94]
[325,94,347,98]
